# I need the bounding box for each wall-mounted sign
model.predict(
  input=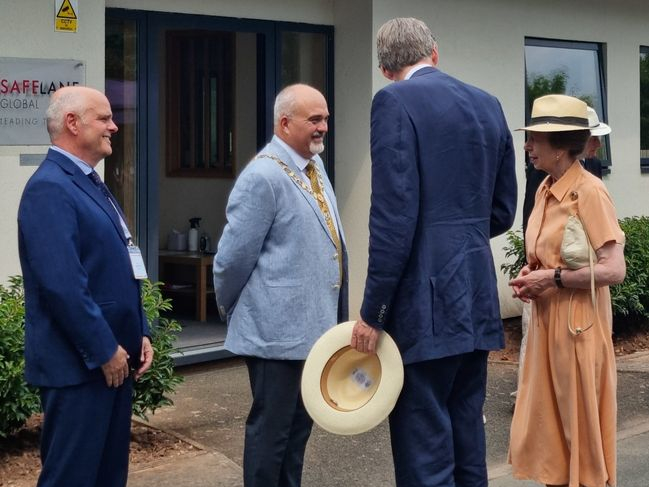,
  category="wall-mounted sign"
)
[0,57,85,145]
[55,0,78,33]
